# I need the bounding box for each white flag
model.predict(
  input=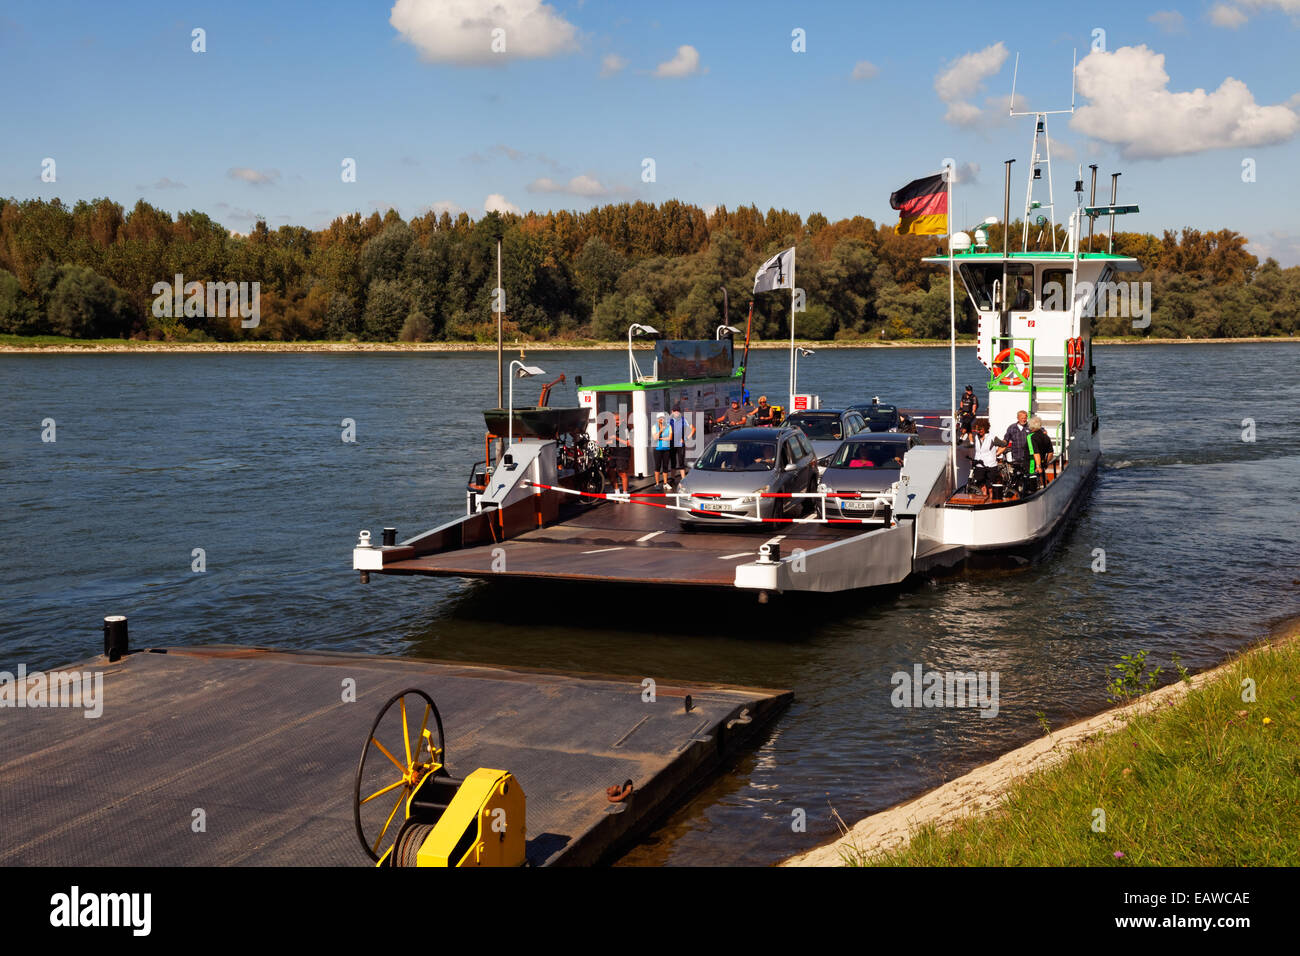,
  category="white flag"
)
[753,246,795,293]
